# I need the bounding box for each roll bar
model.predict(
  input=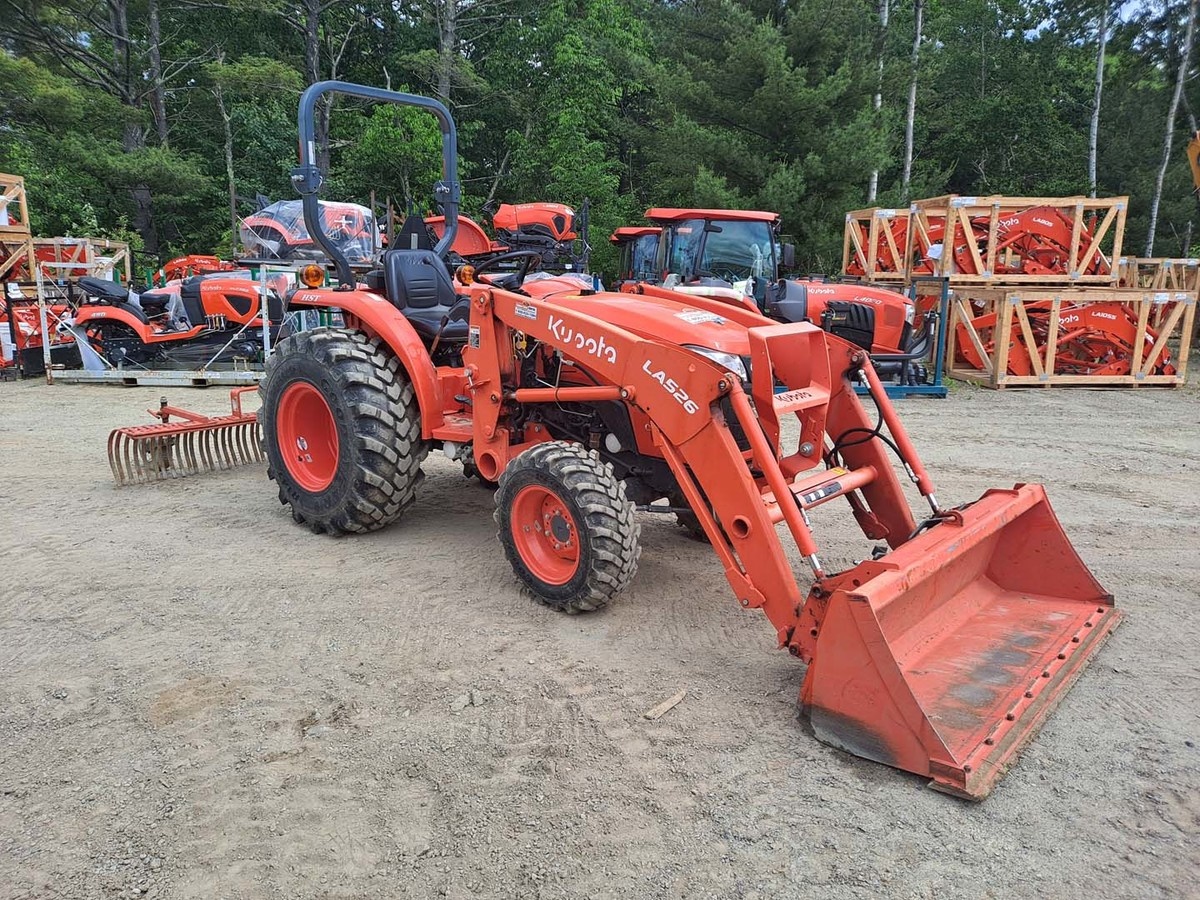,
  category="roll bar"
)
[291,80,461,287]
